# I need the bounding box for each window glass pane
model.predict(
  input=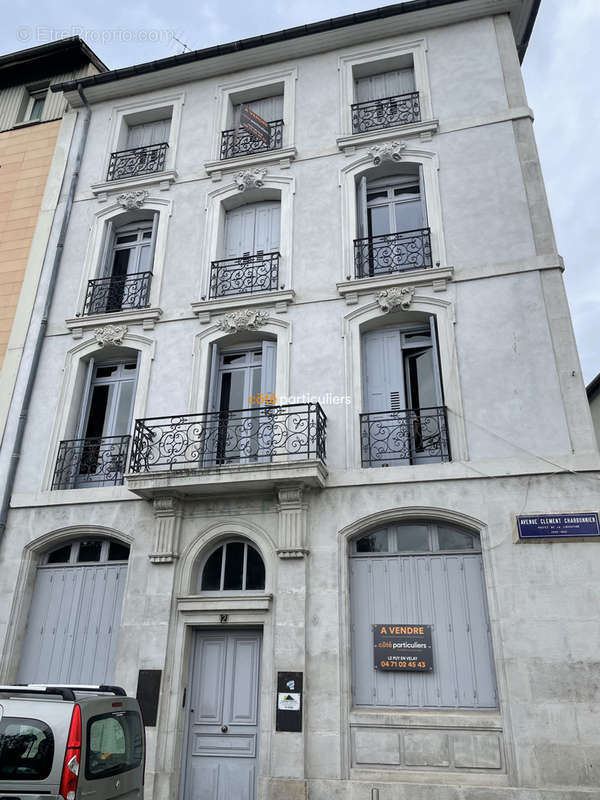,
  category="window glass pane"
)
[245,545,265,590]
[78,540,102,562]
[86,711,142,779]
[367,190,388,202]
[395,523,430,552]
[223,542,244,590]
[84,385,110,439]
[394,184,420,197]
[437,525,476,551]
[116,234,137,244]
[405,348,436,409]
[46,544,71,564]
[113,380,135,437]
[201,547,223,590]
[0,718,54,780]
[96,366,118,378]
[108,541,130,561]
[355,529,389,553]
[394,199,423,232]
[29,96,45,120]
[223,353,247,366]
[368,205,390,237]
